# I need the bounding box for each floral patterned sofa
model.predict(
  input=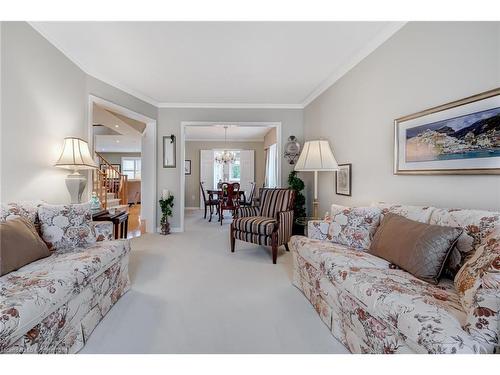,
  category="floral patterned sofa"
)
[290,203,500,354]
[0,201,131,353]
